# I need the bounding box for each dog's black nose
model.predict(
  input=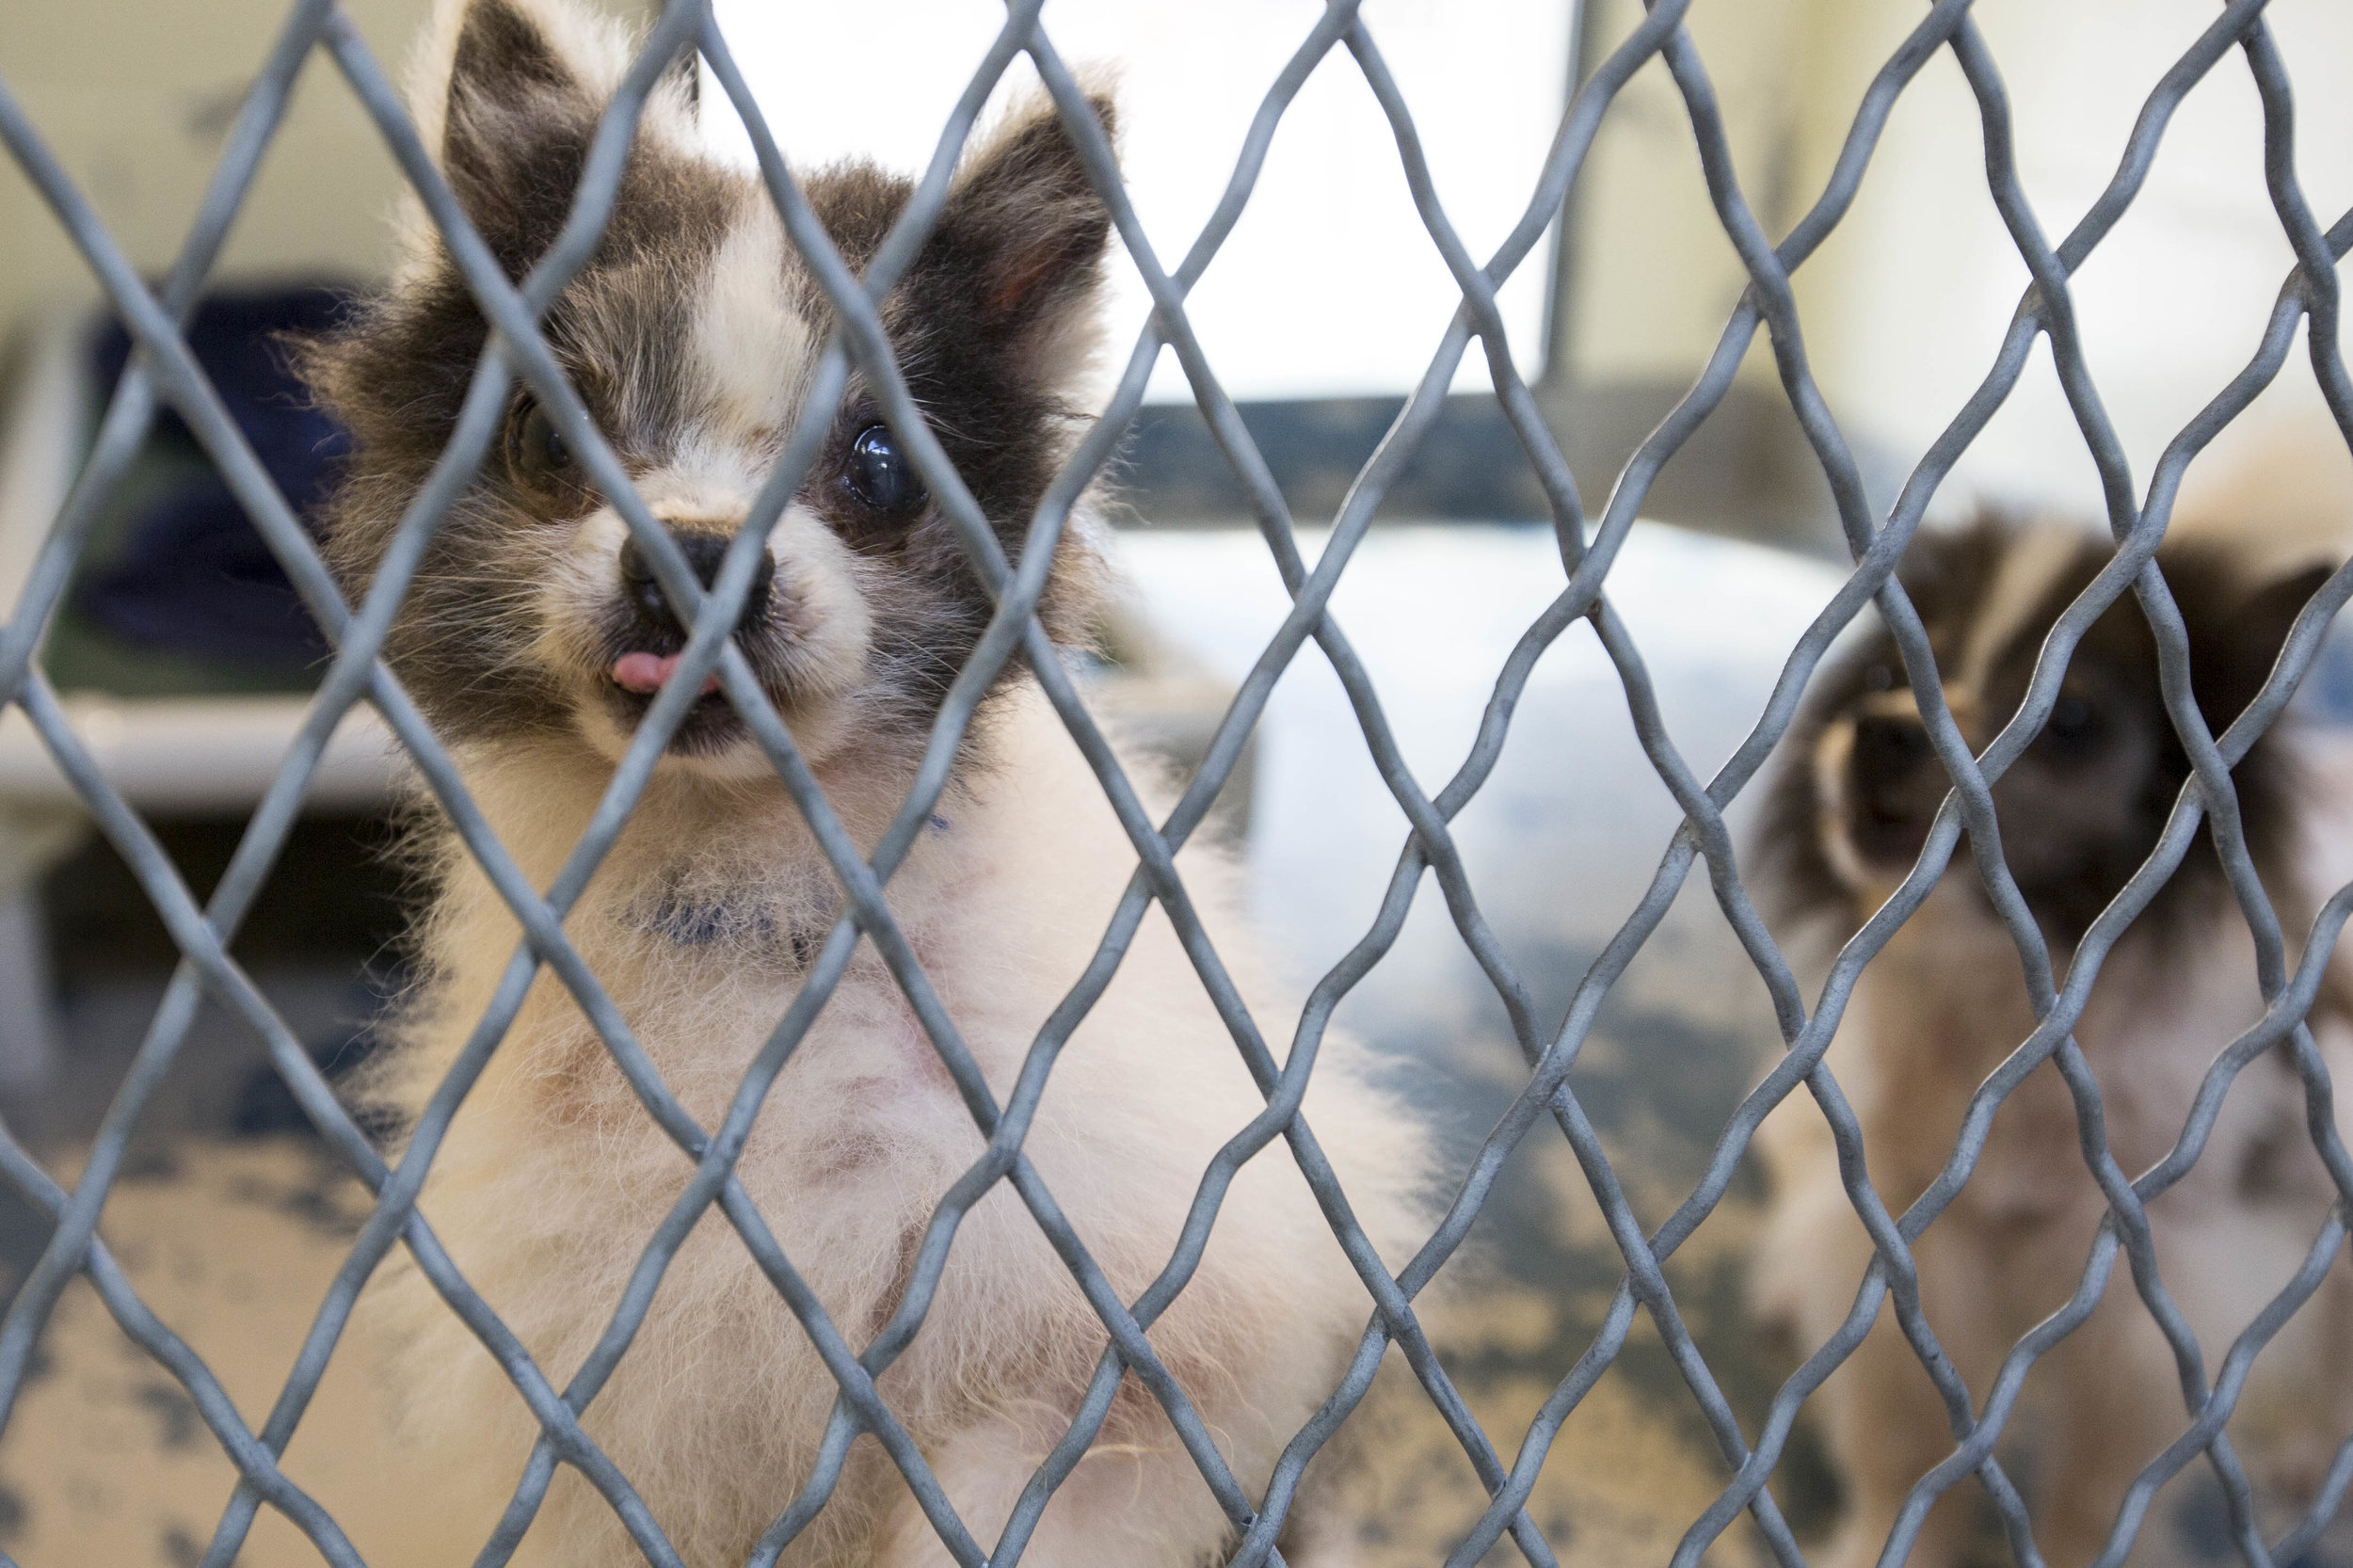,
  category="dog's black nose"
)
[618,528,773,635]
[1850,712,1932,796]
[1845,709,1947,865]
